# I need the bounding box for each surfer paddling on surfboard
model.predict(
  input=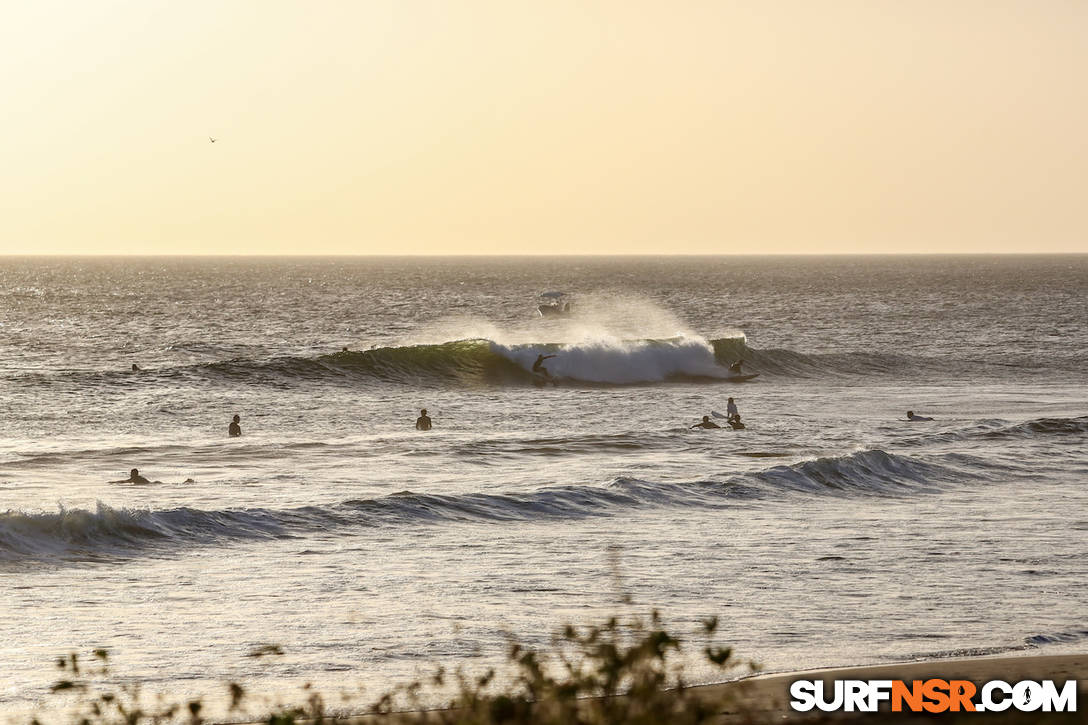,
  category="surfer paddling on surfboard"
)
[107,469,195,484]
[111,468,152,484]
